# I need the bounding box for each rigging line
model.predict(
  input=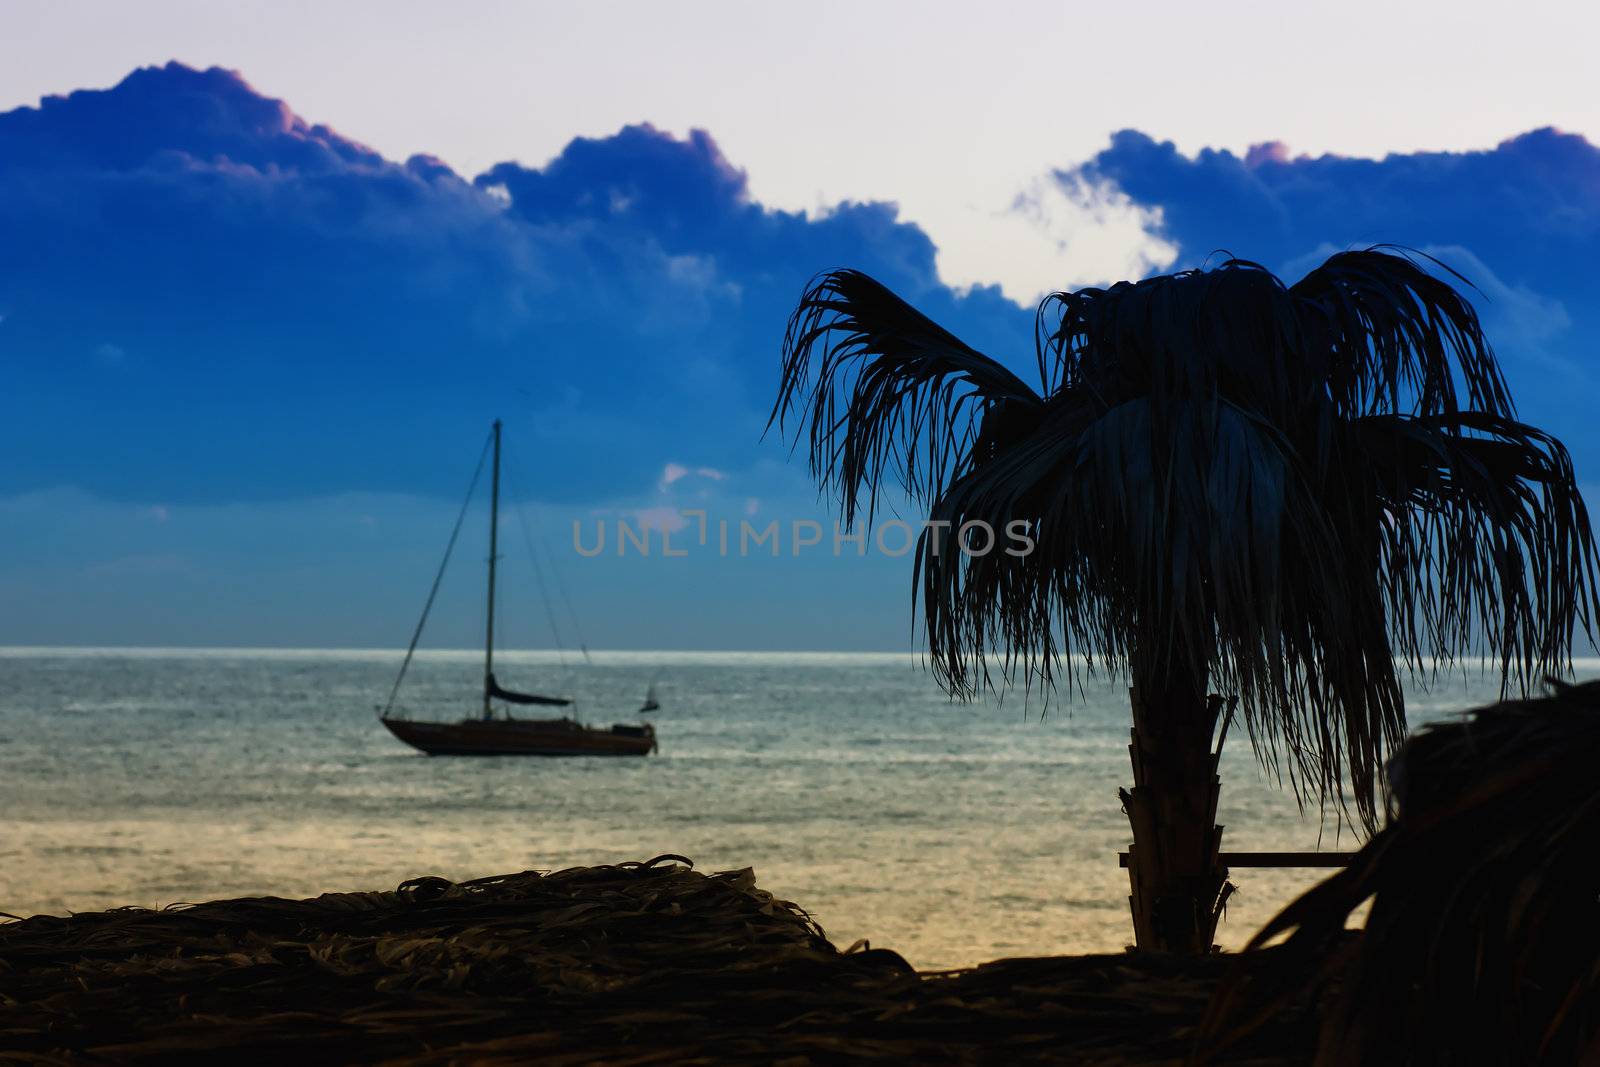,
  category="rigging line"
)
[499,433,591,663]
[553,559,593,665]
[380,429,493,719]
[516,457,593,663]
[502,454,570,669]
